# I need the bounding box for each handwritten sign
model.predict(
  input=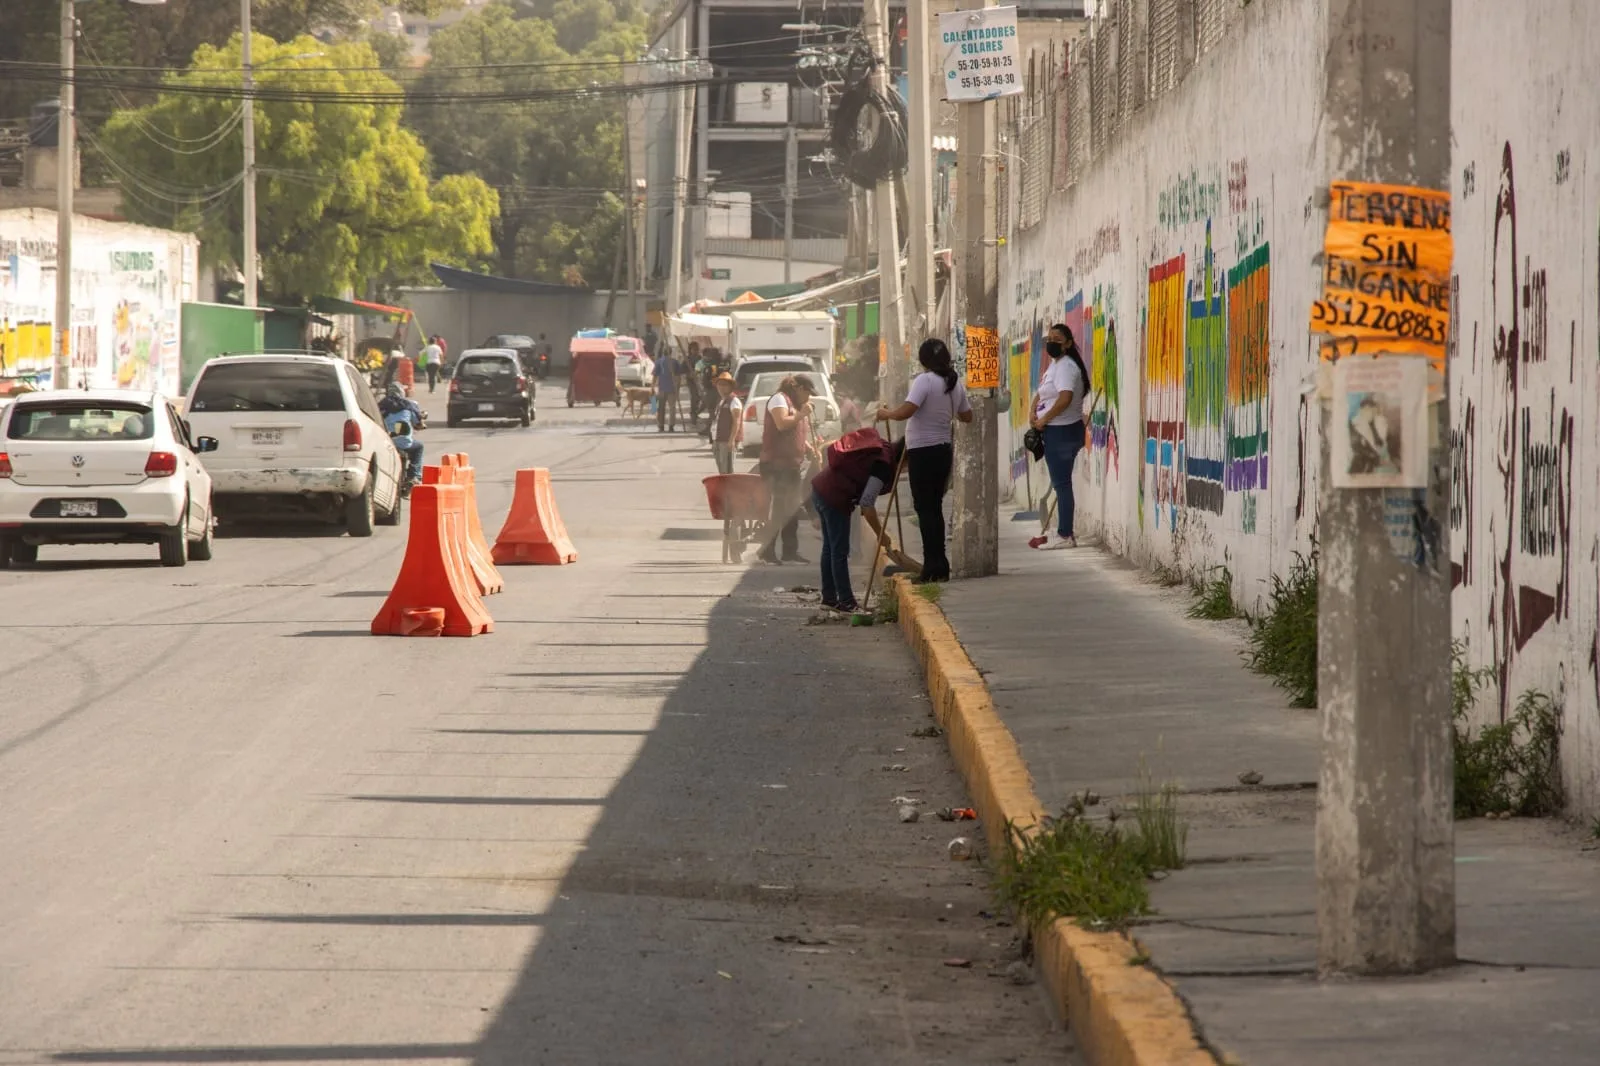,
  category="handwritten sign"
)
[965,324,999,389]
[939,6,1022,102]
[1310,181,1452,363]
